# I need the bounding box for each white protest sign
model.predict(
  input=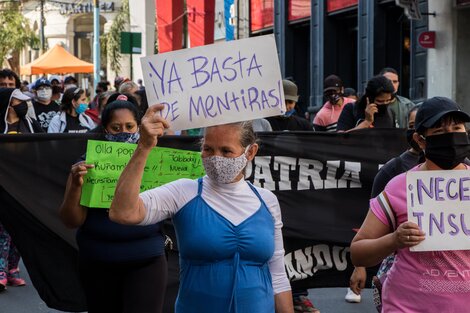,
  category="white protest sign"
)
[407,170,470,252]
[141,35,286,131]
